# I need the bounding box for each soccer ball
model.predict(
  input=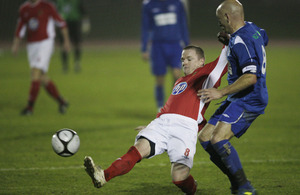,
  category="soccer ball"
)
[51,128,80,157]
